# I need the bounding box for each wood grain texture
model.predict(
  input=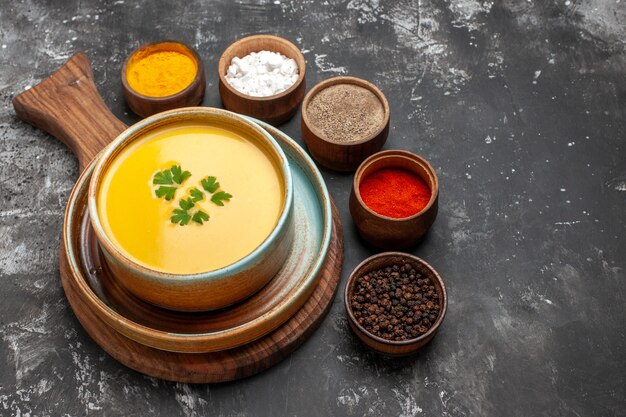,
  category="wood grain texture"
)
[71,157,331,352]
[60,203,343,383]
[218,35,306,126]
[13,53,344,382]
[12,52,127,170]
[301,76,390,172]
[121,41,206,118]
[349,150,439,249]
